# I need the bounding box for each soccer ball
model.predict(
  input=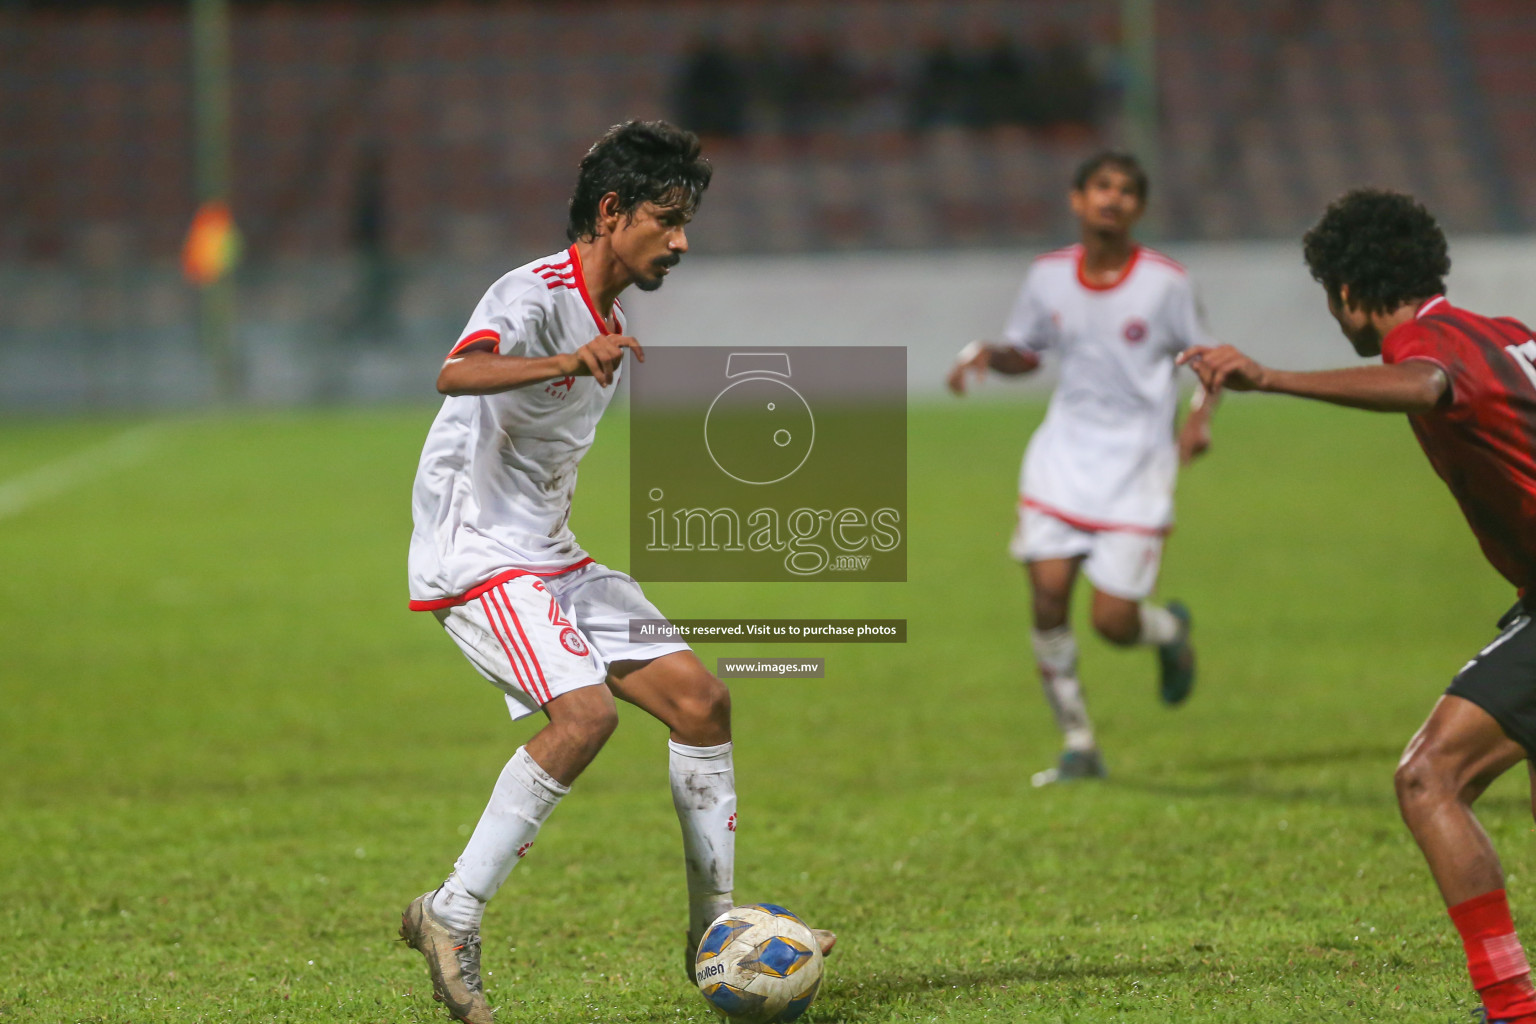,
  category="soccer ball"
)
[694,903,824,1023]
